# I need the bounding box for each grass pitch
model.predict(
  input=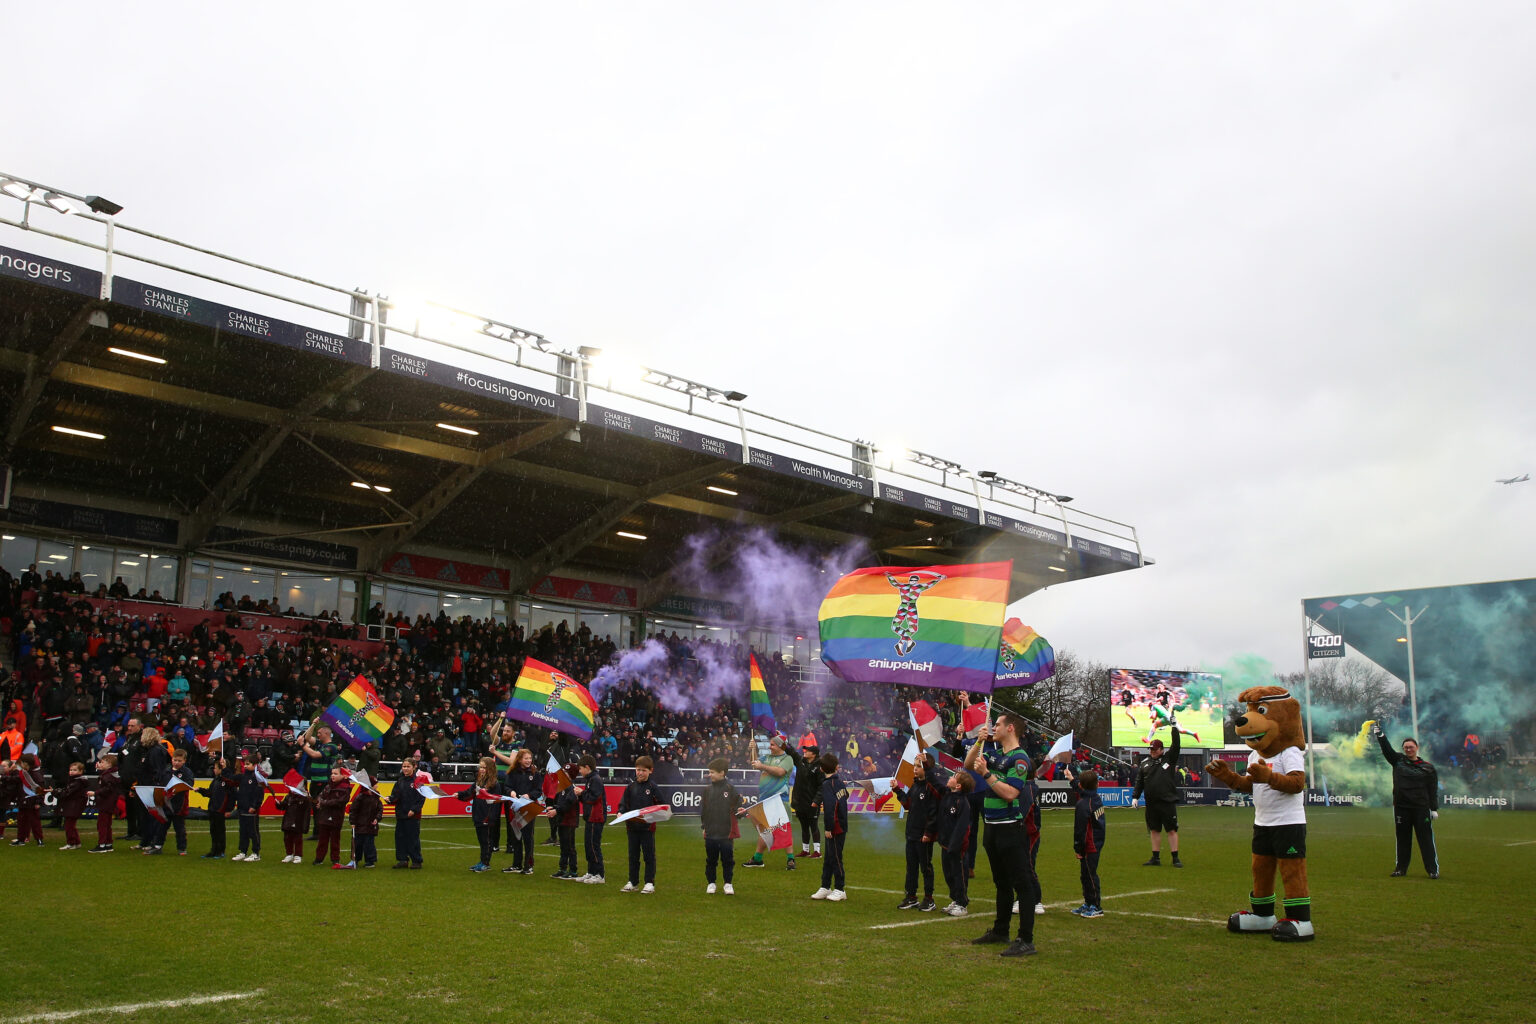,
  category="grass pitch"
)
[4,806,1531,1024]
